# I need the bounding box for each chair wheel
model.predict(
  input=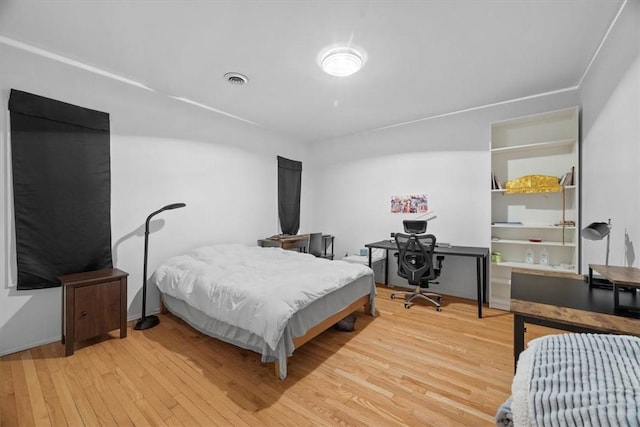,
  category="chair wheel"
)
[436,296,442,302]
[436,307,441,312]
[390,294,396,300]
[404,303,411,309]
